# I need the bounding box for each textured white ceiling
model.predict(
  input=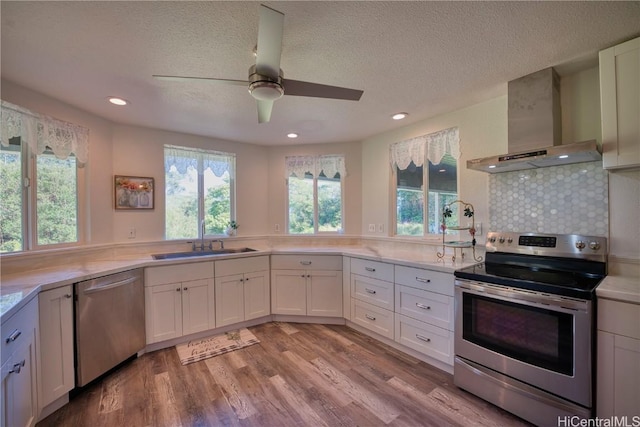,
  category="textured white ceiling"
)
[2,1,639,146]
